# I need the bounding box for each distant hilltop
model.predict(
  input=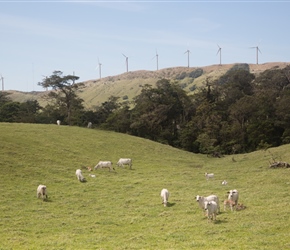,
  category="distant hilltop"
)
[6,62,290,110]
